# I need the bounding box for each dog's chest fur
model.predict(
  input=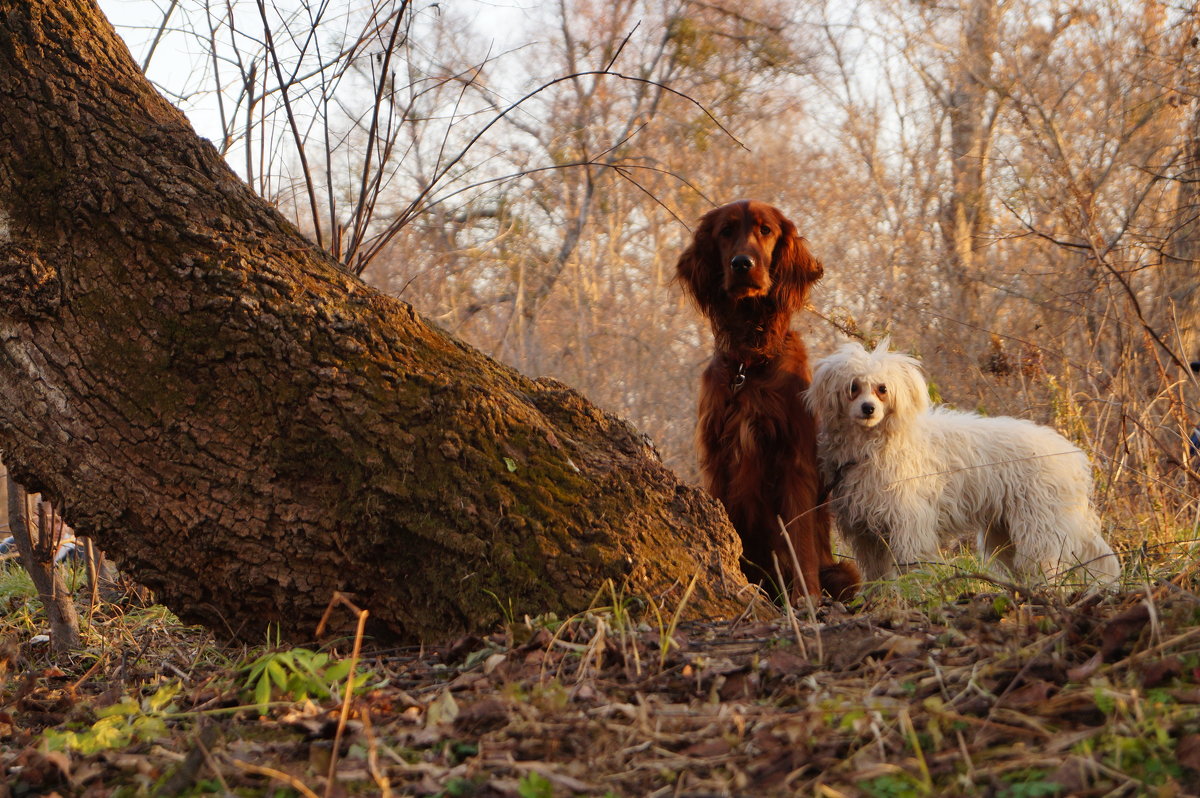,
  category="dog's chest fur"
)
[824,433,946,530]
[697,353,814,496]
